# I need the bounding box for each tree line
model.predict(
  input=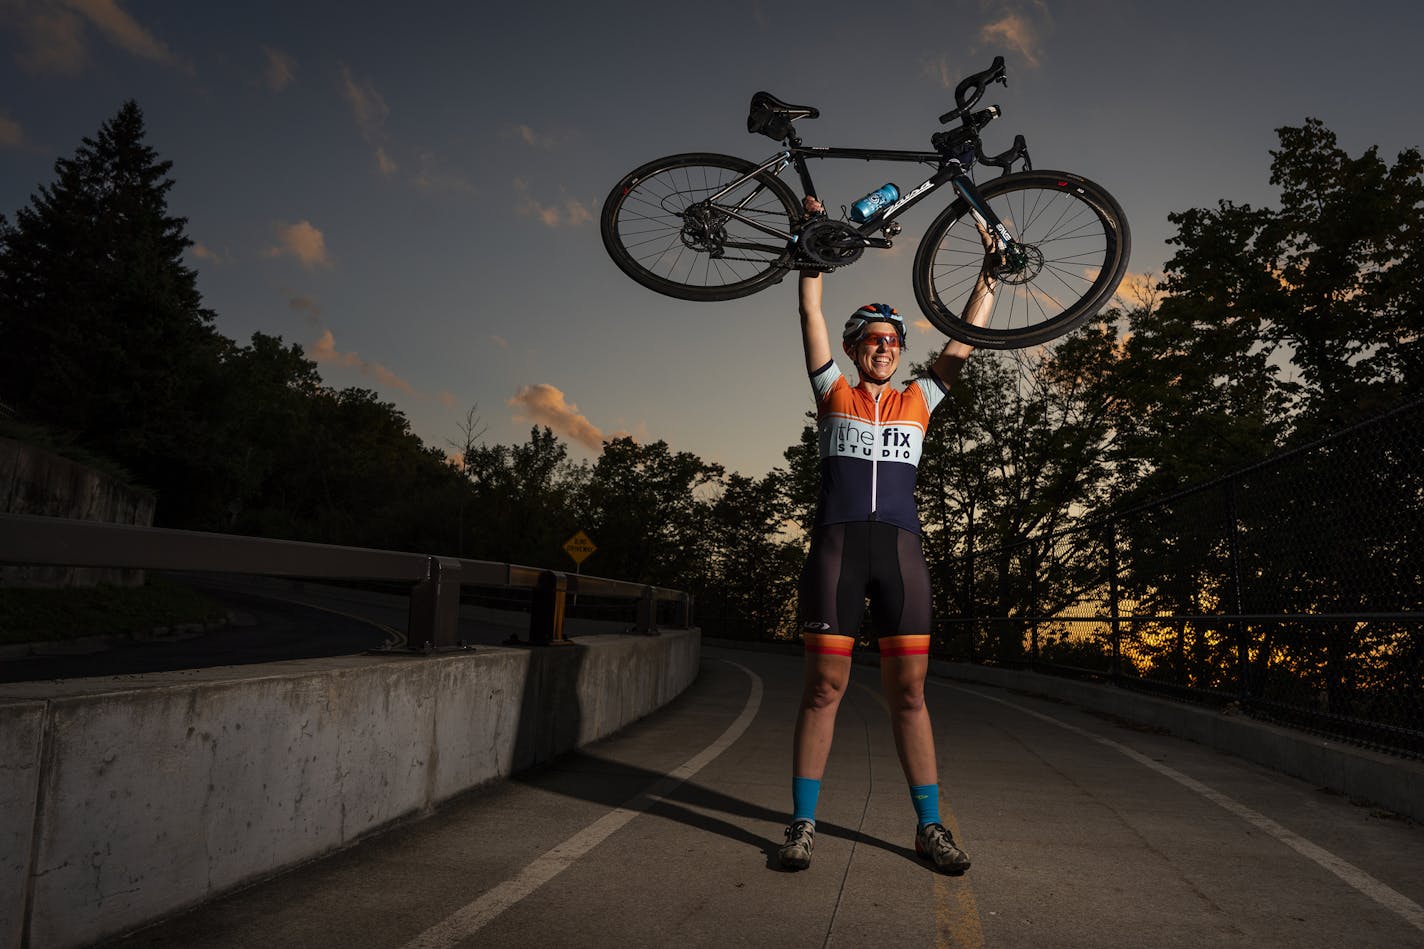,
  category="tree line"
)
[2,103,1419,649]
